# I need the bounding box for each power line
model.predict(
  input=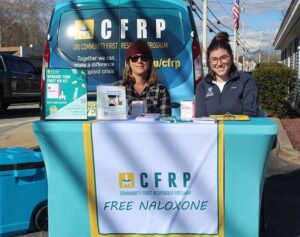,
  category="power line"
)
[243,0,285,4]
[204,1,233,32]
[237,32,259,51]
[193,10,217,34]
[193,0,231,32]
[191,0,259,53]
[191,0,223,32]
